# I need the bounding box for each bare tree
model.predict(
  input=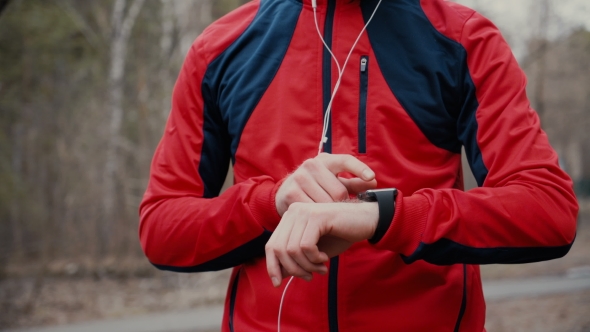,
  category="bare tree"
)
[158,0,213,117]
[102,0,145,255]
[531,0,552,120]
